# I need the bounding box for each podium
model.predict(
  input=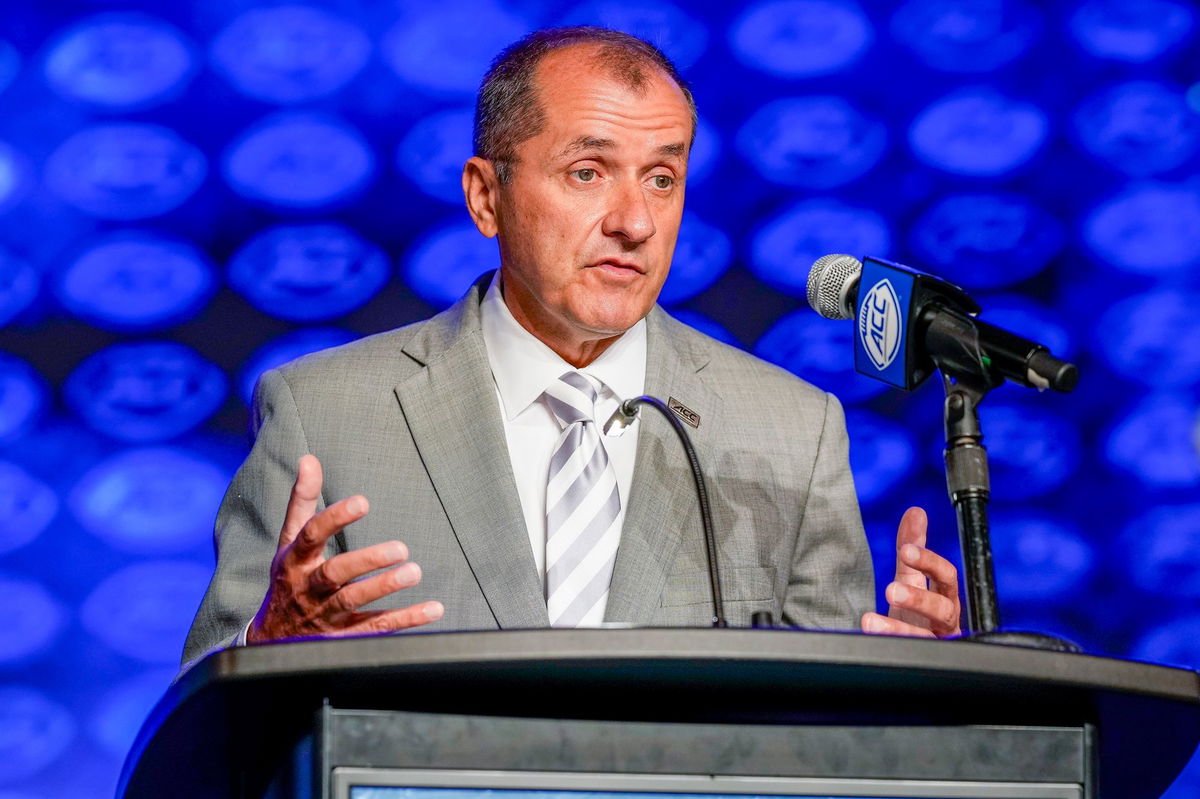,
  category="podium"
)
[118,629,1200,799]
